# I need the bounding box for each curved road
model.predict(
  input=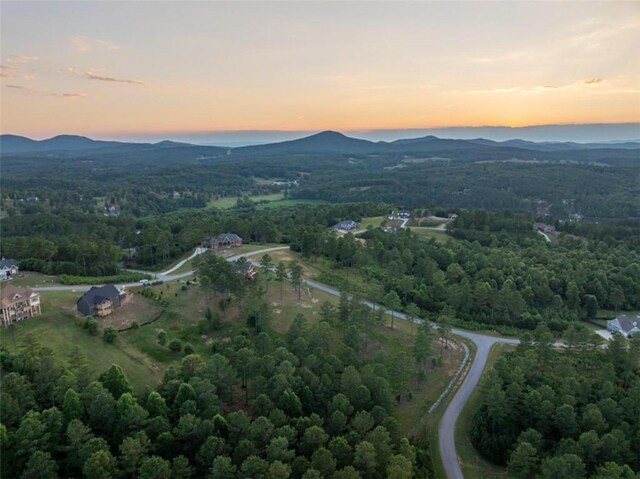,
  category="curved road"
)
[34,244,518,478]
